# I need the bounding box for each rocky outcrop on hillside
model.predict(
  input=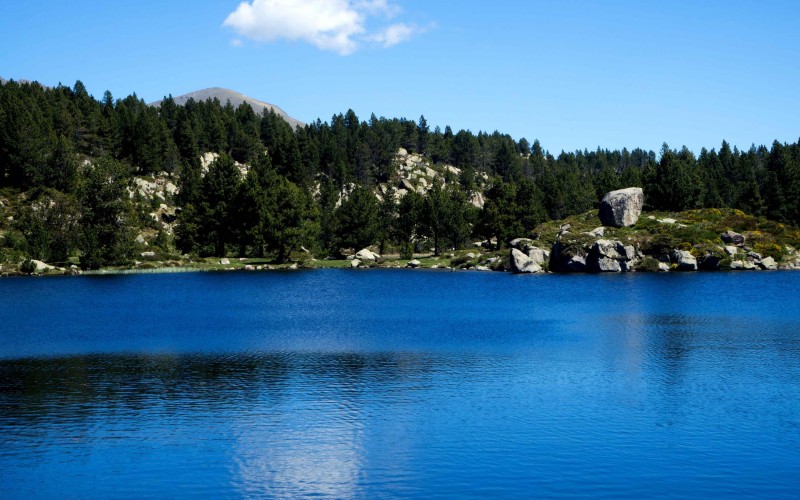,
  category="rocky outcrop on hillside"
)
[389,148,489,208]
[510,189,800,274]
[200,152,250,177]
[127,171,180,240]
[129,175,178,201]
